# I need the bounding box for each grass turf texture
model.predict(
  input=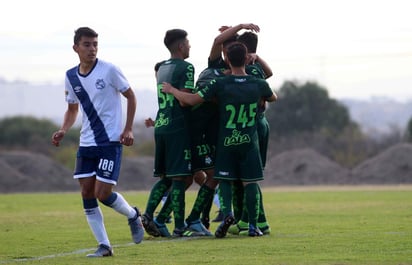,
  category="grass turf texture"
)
[0,186,411,265]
